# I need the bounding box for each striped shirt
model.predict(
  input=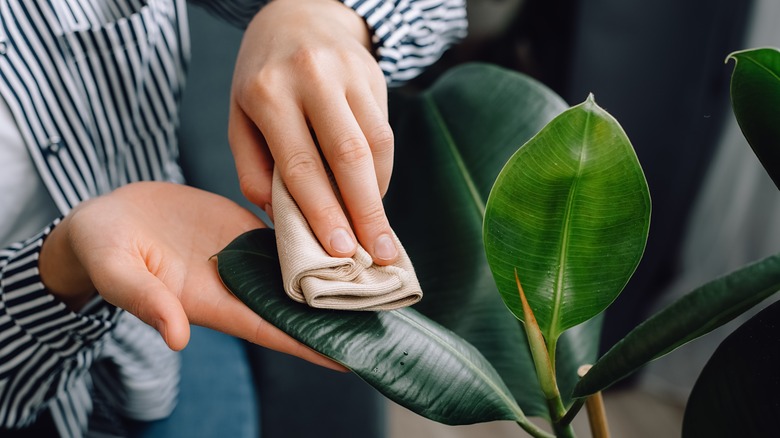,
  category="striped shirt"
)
[0,0,467,436]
